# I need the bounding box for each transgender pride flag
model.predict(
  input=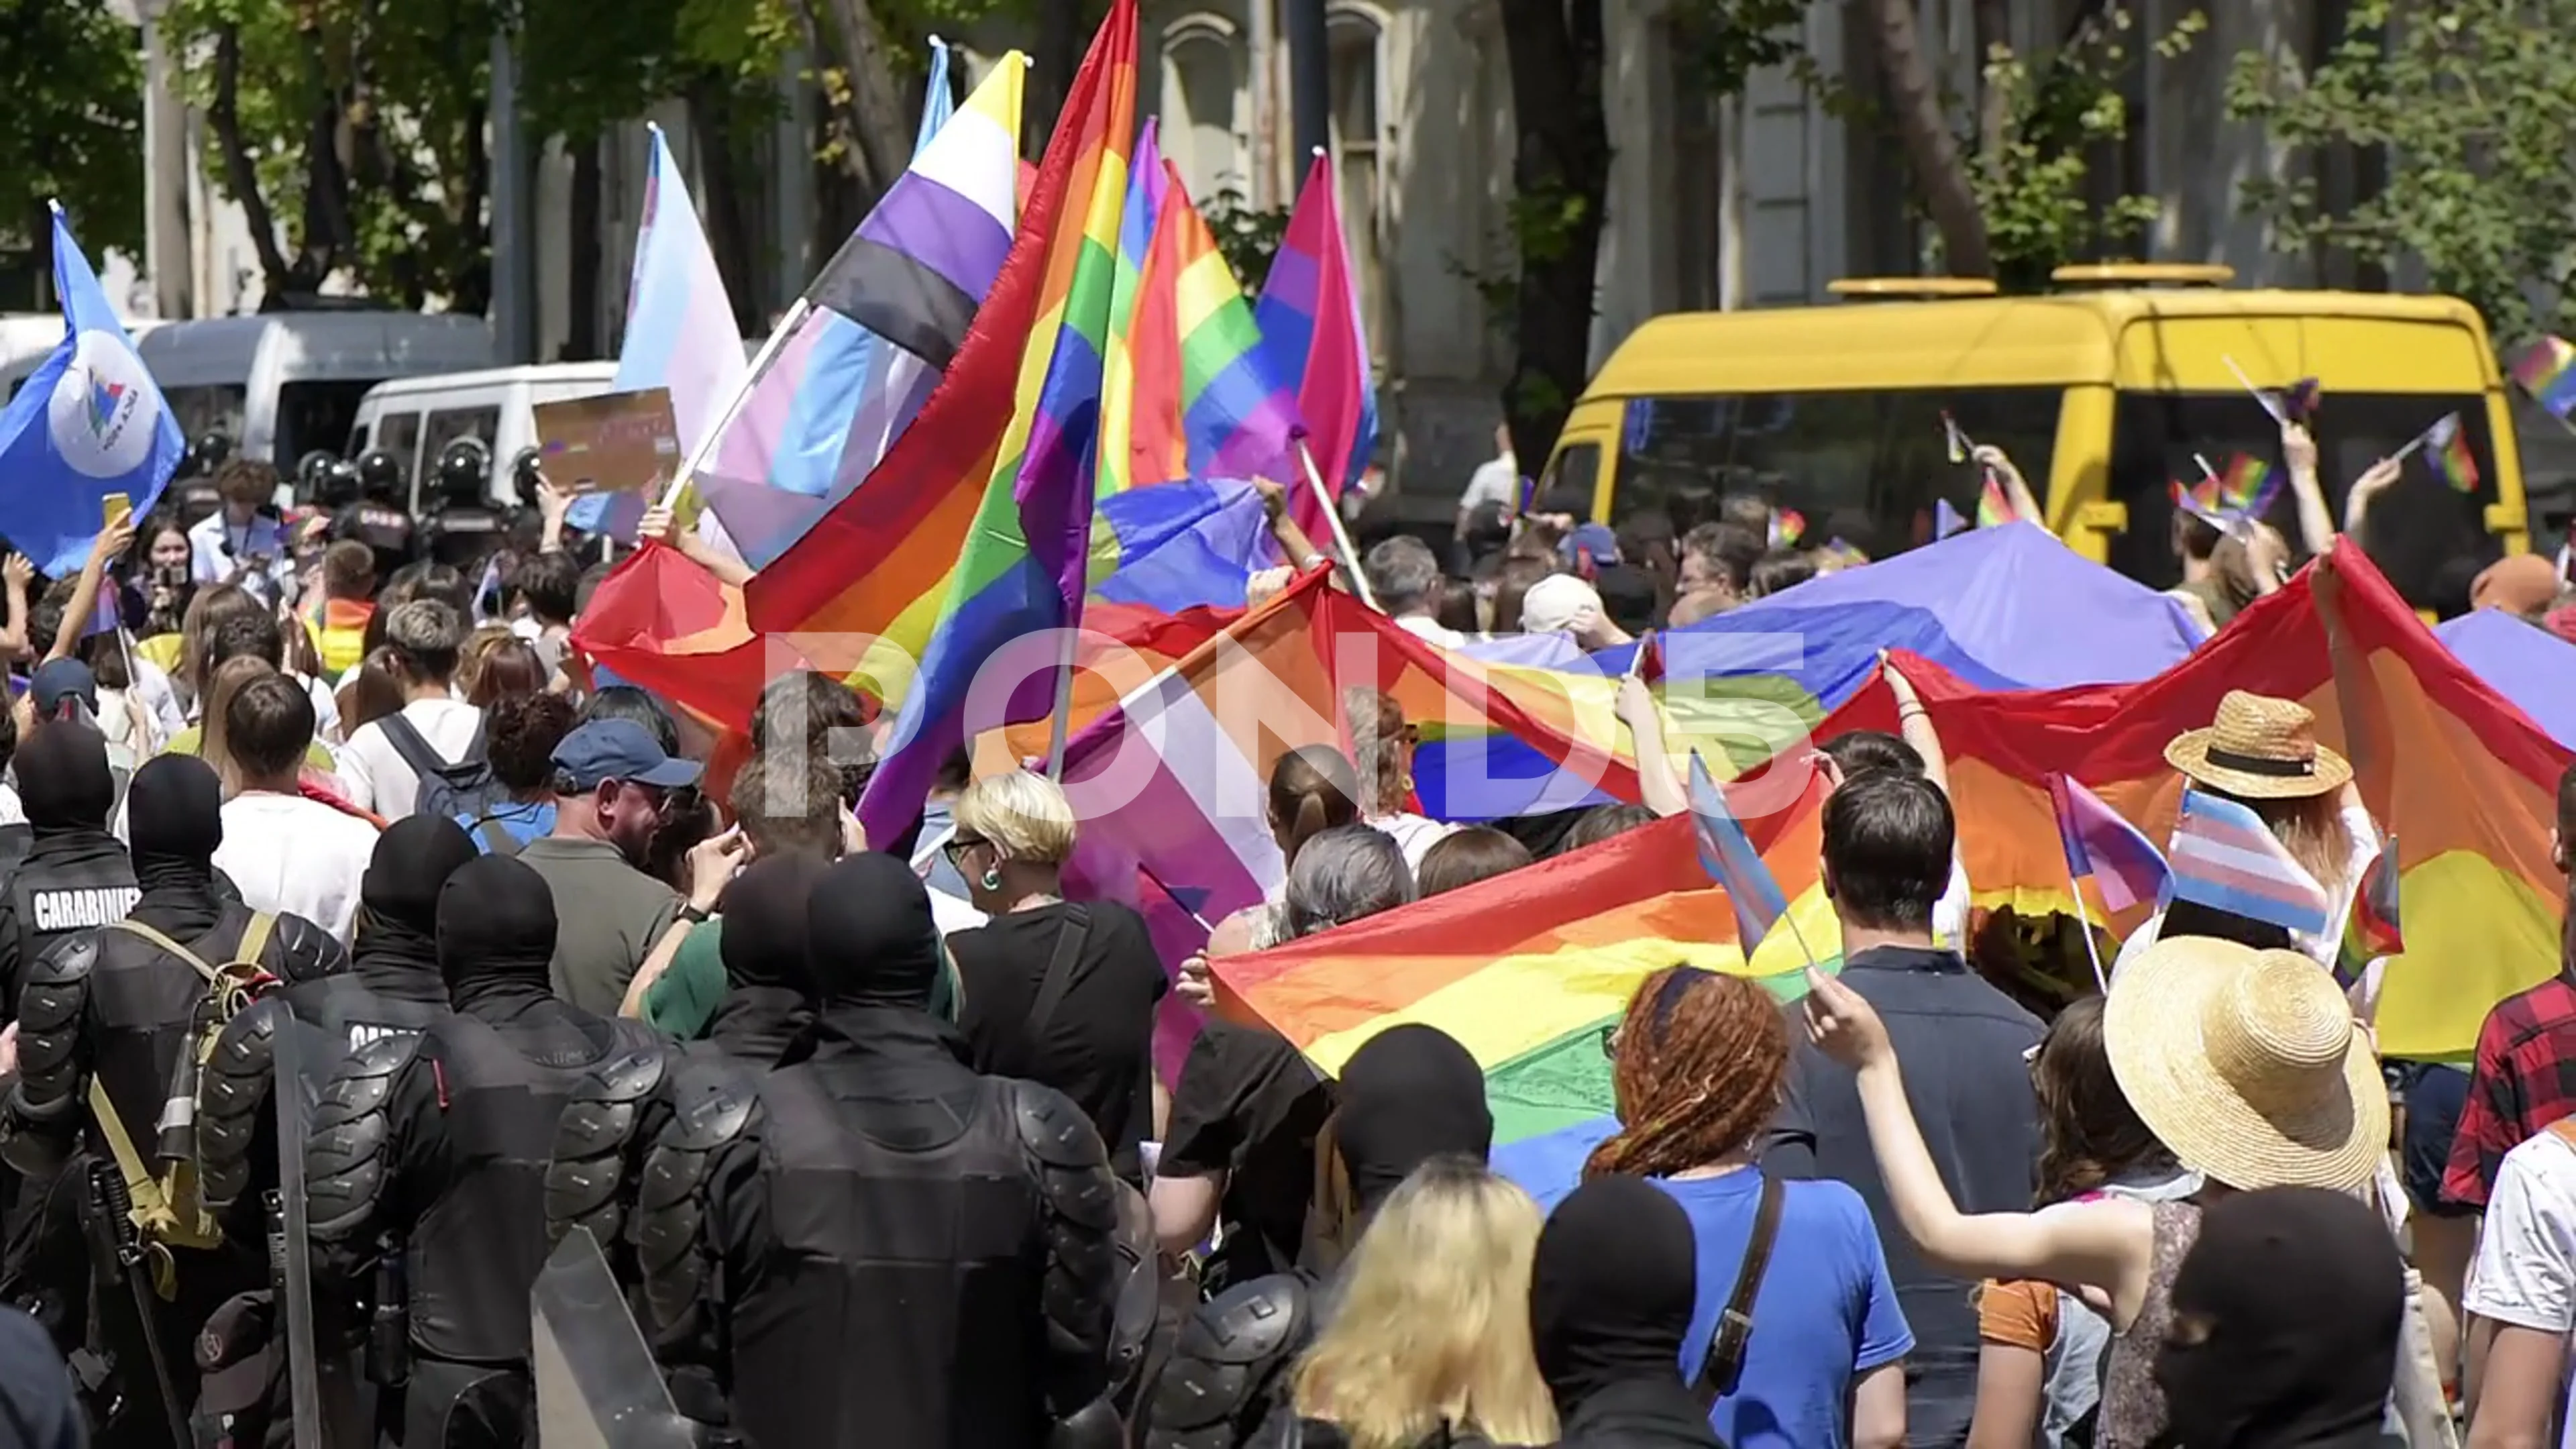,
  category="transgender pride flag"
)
[2167,788,2331,936]
[697,50,1024,565]
[576,125,749,539]
[1254,151,1376,543]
